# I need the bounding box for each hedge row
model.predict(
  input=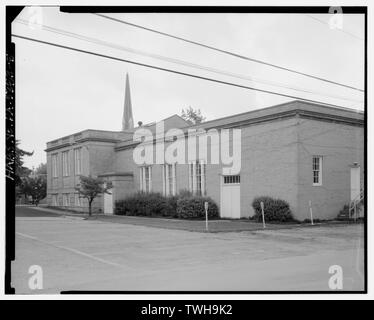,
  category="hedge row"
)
[115,192,293,222]
[115,191,219,219]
